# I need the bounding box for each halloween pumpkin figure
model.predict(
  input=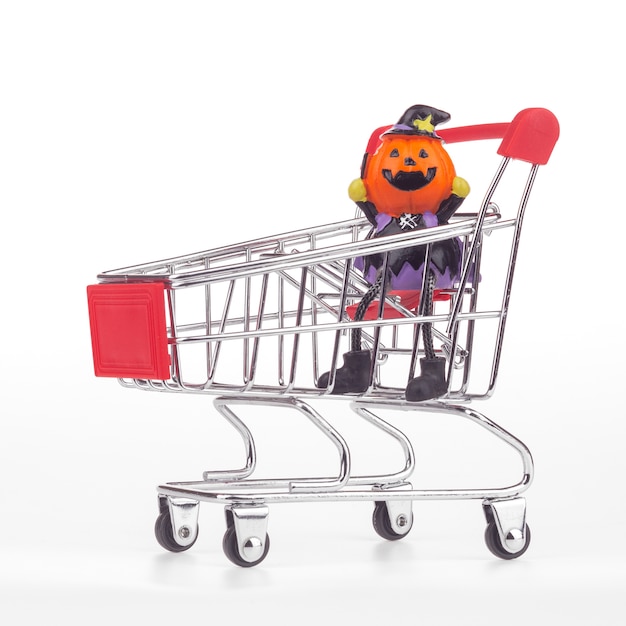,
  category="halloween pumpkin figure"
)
[317,105,470,401]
